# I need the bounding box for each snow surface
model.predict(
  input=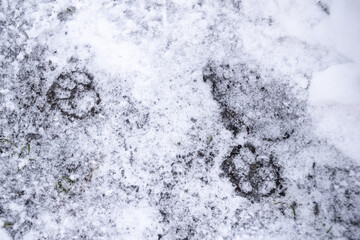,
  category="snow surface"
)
[0,0,359,239]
